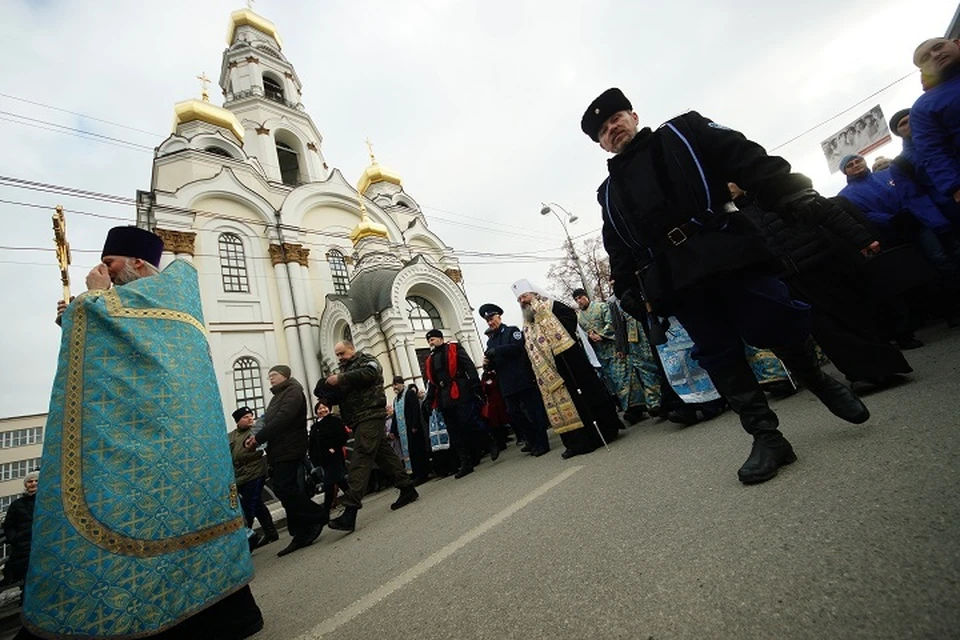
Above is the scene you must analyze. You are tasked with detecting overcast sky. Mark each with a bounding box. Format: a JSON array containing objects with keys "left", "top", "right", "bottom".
[{"left": 1, "top": 0, "right": 955, "bottom": 418}]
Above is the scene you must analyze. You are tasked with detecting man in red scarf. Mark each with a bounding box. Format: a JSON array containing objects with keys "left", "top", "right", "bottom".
[{"left": 424, "top": 329, "right": 498, "bottom": 478}]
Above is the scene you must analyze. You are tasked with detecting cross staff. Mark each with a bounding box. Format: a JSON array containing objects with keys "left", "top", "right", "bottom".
[{"left": 52, "top": 205, "right": 71, "bottom": 301}]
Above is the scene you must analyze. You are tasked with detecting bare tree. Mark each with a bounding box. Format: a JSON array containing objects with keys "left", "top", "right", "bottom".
[{"left": 545, "top": 237, "right": 611, "bottom": 301}]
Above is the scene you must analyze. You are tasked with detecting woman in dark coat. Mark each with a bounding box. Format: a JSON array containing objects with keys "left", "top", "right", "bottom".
[
  {"left": 309, "top": 400, "right": 349, "bottom": 517},
  {"left": 2, "top": 472, "right": 38, "bottom": 585},
  {"left": 731, "top": 184, "right": 912, "bottom": 385}
]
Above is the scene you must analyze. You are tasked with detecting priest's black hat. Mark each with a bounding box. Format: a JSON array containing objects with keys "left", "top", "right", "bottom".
[
  {"left": 571, "top": 288, "right": 588, "bottom": 299},
  {"left": 581, "top": 88, "right": 632, "bottom": 142},
  {"left": 426, "top": 329, "right": 443, "bottom": 340},
  {"left": 101, "top": 226, "right": 164, "bottom": 267},
  {"left": 392, "top": 375, "right": 405, "bottom": 385},
  {"left": 478, "top": 303, "right": 503, "bottom": 319}
]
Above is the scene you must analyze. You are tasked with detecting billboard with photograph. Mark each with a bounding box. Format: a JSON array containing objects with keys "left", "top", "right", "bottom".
[{"left": 820, "top": 105, "right": 892, "bottom": 173}]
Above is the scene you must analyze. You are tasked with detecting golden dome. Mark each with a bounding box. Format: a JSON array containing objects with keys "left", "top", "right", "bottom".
[
  {"left": 226, "top": 9, "right": 283, "bottom": 49},
  {"left": 350, "top": 198, "right": 389, "bottom": 244},
  {"left": 357, "top": 163, "right": 402, "bottom": 195},
  {"left": 350, "top": 217, "right": 390, "bottom": 243},
  {"left": 357, "top": 138, "right": 402, "bottom": 194},
  {"left": 173, "top": 98, "right": 245, "bottom": 143}
]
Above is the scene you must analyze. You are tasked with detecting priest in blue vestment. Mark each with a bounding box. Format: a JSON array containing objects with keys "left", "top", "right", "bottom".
[{"left": 18, "top": 227, "right": 263, "bottom": 640}]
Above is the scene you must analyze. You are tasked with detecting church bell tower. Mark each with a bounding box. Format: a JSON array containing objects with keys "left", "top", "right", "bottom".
[{"left": 218, "top": 6, "right": 328, "bottom": 185}]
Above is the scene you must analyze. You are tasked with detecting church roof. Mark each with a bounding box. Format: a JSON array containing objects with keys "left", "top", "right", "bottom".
[
  {"left": 357, "top": 162, "right": 402, "bottom": 195},
  {"left": 226, "top": 9, "right": 283, "bottom": 49},
  {"left": 173, "top": 98, "right": 245, "bottom": 143},
  {"left": 335, "top": 267, "right": 402, "bottom": 322}
]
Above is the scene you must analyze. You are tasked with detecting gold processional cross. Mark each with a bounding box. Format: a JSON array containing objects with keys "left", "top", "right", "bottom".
[{"left": 52, "top": 205, "right": 71, "bottom": 301}]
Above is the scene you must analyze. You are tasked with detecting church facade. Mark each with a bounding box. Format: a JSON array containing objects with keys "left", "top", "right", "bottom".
[{"left": 134, "top": 7, "right": 482, "bottom": 422}]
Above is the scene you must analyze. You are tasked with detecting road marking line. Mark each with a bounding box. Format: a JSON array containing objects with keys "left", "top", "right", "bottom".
[{"left": 297, "top": 465, "right": 584, "bottom": 639}]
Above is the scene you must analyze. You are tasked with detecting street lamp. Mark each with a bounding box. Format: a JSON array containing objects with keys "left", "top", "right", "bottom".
[{"left": 540, "top": 202, "right": 591, "bottom": 299}]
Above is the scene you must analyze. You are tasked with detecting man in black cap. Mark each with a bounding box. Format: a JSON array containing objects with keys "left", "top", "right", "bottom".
[
  {"left": 480, "top": 303, "right": 551, "bottom": 457},
  {"left": 581, "top": 88, "right": 871, "bottom": 485},
  {"left": 28, "top": 226, "right": 264, "bottom": 640},
  {"left": 423, "top": 329, "right": 497, "bottom": 478},
  {"left": 227, "top": 407, "right": 279, "bottom": 551},
  {"left": 244, "top": 365, "right": 328, "bottom": 556},
  {"left": 56, "top": 225, "right": 165, "bottom": 322}
]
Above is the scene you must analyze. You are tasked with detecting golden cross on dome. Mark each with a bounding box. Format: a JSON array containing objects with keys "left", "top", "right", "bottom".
[
  {"left": 197, "top": 72, "right": 211, "bottom": 101},
  {"left": 365, "top": 137, "right": 377, "bottom": 164},
  {"left": 246, "top": 0, "right": 255, "bottom": 9}
]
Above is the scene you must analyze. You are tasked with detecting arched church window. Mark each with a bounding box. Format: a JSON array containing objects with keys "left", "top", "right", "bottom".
[
  {"left": 276, "top": 141, "right": 300, "bottom": 186},
  {"left": 263, "top": 76, "right": 285, "bottom": 103},
  {"left": 218, "top": 232, "right": 250, "bottom": 293},
  {"left": 406, "top": 296, "right": 441, "bottom": 332},
  {"left": 327, "top": 250, "right": 350, "bottom": 295},
  {"left": 342, "top": 325, "right": 353, "bottom": 343},
  {"left": 203, "top": 146, "right": 233, "bottom": 158},
  {"left": 233, "top": 357, "right": 265, "bottom": 415}
]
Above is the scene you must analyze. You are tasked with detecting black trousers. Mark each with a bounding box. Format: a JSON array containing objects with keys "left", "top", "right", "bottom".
[
  {"left": 504, "top": 387, "right": 551, "bottom": 452},
  {"left": 440, "top": 402, "right": 479, "bottom": 469},
  {"left": 671, "top": 272, "right": 811, "bottom": 376},
  {"left": 269, "top": 459, "right": 327, "bottom": 539}
]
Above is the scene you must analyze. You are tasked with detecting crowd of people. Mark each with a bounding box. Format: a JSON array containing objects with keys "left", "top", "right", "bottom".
[{"left": 8, "top": 34, "right": 959, "bottom": 640}]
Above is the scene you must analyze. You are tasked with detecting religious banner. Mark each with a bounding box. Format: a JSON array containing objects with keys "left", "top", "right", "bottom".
[{"left": 820, "top": 104, "right": 892, "bottom": 173}]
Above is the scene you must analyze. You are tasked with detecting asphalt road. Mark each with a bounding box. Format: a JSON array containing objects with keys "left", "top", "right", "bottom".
[
  {"left": 7, "top": 326, "right": 959, "bottom": 640},
  {"left": 245, "top": 325, "right": 959, "bottom": 640}
]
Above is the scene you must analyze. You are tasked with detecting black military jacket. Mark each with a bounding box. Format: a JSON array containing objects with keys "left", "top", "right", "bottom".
[
  {"left": 600, "top": 111, "right": 812, "bottom": 311},
  {"left": 484, "top": 323, "right": 536, "bottom": 396}
]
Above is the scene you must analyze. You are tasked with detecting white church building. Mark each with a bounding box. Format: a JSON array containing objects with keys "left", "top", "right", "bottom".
[{"left": 134, "top": 7, "right": 483, "bottom": 421}]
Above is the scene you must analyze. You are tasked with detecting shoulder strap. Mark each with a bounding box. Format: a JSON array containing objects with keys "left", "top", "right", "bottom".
[{"left": 661, "top": 121, "right": 714, "bottom": 219}]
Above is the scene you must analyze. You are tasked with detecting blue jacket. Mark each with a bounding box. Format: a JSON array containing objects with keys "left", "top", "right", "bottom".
[
  {"left": 839, "top": 168, "right": 951, "bottom": 232},
  {"left": 910, "top": 69, "right": 960, "bottom": 199},
  {"left": 838, "top": 170, "right": 900, "bottom": 229},
  {"left": 888, "top": 163, "right": 953, "bottom": 232},
  {"left": 897, "top": 137, "right": 960, "bottom": 226},
  {"left": 483, "top": 323, "right": 536, "bottom": 396}
]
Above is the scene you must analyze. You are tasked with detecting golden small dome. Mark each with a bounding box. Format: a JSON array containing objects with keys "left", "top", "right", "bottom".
[
  {"left": 226, "top": 9, "right": 283, "bottom": 49},
  {"left": 357, "top": 163, "right": 402, "bottom": 195},
  {"left": 173, "top": 98, "right": 245, "bottom": 143},
  {"left": 349, "top": 216, "right": 390, "bottom": 243},
  {"left": 357, "top": 138, "right": 402, "bottom": 194},
  {"left": 350, "top": 196, "right": 389, "bottom": 244}
]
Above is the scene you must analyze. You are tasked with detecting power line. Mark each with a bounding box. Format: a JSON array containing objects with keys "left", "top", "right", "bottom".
[
  {"left": 0, "top": 111, "right": 155, "bottom": 150},
  {"left": 768, "top": 70, "right": 918, "bottom": 152},
  {"left": 0, "top": 93, "right": 163, "bottom": 137}
]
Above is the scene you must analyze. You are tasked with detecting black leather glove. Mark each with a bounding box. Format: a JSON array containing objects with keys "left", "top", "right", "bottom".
[
  {"left": 776, "top": 188, "right": 844, "bottom": 224},
  {"left": 619, "top": 287, "right": 647, "bottom": 320}
]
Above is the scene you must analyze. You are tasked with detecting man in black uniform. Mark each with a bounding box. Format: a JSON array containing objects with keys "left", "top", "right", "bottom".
[
  {"left": 480, "top": 303, "right": 551, "bottom": 457},
  {"left": 581, "top": 88, "right": 870, "bottom": 485},
  {"left": 423, "top": 329, "right": 498, "bottom": 478}
]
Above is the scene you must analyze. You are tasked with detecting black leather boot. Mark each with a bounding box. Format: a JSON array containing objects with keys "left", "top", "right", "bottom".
[
  {"left": 773, "top": 338, "right": 870, "bottom": 424},
  {"left": 391, "top": 486, "right": 419, "bottom": 511},
  {"left": 708, "top": 359, "right": 797, "bottom": 484},
  {"left": 328, "top": 506, "right": 358, "bottom": 532}
]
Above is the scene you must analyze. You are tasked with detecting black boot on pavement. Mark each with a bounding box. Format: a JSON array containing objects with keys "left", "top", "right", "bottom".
[
  {"left": 709, "top": 359, "right": 797, "bottom": 484},
  {"left": 773, "top": 338, "right": 870, "bottom": 424},
  {"left": 328, "top": 506, "right": 358, "bottom": 533},
  {"left": 391, "top": 486, "right": 419, "bottom": 511},
  {"left": 276, "top": 522, "right": 323, "bottom": 557}
]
